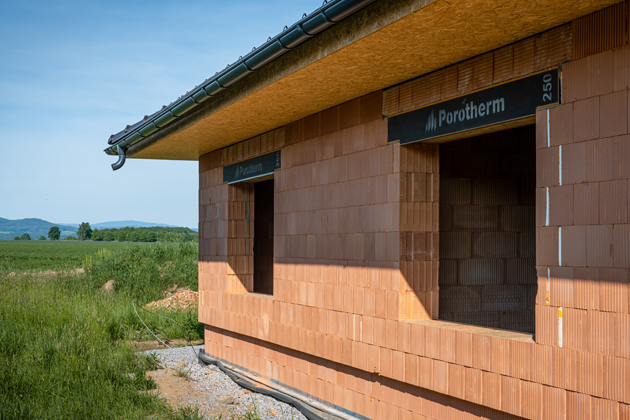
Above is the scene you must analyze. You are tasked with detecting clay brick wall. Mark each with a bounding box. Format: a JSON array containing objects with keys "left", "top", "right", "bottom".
[
  {"left": 439, "top": 127, "right": 537, "bottom": 333},
  {"left": 196, "top": 5, "right": 630, "bottom": 419}
]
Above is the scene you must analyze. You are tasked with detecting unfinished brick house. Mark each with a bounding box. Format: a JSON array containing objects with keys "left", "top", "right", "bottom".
[{"left": 105, "top": 0, "right": 630, "bottom": 418}]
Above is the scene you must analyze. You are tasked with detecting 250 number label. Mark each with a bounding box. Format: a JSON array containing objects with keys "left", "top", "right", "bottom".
[{"left": 542, "top": 73, "right": 554, "bottom": 102}]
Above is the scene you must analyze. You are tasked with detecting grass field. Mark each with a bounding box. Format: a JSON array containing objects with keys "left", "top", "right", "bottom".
[
  {"left": 0, "top": 240, "right": 139, "bottom": 272},
  {"left": 0, "top": 240, "right": 206, "bottom": 419}
]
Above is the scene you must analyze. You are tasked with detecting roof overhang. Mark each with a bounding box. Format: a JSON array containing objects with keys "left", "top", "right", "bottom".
[{"left": 112, "top": 0, "right": 619, "bottom": 162}]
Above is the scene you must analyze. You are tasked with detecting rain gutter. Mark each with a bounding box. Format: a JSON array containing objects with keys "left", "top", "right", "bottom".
[{"left": 105, "top": 0, "right": 378, "bottom": 170}]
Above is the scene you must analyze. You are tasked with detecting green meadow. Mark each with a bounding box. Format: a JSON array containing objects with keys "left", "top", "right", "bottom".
[
  {"left": 0, "top": 240, "right": 205, "bottom": 419},
  {"left": 0, "top": 240, "right": 133, "bottom": 272}
]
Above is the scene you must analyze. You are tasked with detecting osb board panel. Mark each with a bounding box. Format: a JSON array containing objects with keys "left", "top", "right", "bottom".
[{"left": 130, "top": 0, "right": 619, "bottom": 161}]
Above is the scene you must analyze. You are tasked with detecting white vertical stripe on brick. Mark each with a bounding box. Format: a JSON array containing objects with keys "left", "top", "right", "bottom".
[
  {"left": 558, "top": 226, "right": 562, "bottom": 267},
  {"left": 547, "top": 108, "right": 551, "bottom": 148},
  {"left": 558, "top": 307, "right": 563, "bottom": 347},
  {"left": 558, "top": 145, "right": 562, "bottom": 186},
  {"left": 546, "top": 267, "right": 551, "bottom": 306},
  {"left": 546, "top": 187, "right": 550, "bottom": 226}
]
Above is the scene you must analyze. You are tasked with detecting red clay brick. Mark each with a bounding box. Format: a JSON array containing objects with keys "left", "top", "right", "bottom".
[
  {"left": 586, "top": 224, "right": 614, "bottom": 268},
  {"left": 587, "top": 50, "right": 615, "bottom": 98},
  {"left": 482, "top": 371, "right": 501, "bottom": 411},
  {"left": 566, "top": 391, "right": 591, "bottom": 420},
  {"left": 550, "top": 103, "right": 574, "bottom": 146},
  {"left": 562, "top": 225, "right": 586, "bottom": 267},
  {"left": 494, "top": 45, "right": 514, "bottom": 83},
  {"left": 522, "top": 380, "right": 543, "bottom": 420},
  {"left": 432, "top": 360, "right": 448, "bottom": 395},
  {"left": 463, "top": 366, "right": 482, "bottom": 405},
  {"left": 303, "top": 113, "right": 321, "bottom": 141},
  {"left": 537, "top": 146, "right": 560, "bottom": 188},
  {"left": 543, "top": 385, "right": 566, "bottom": 420},
  {"left": 613, "top": 224, "right": 630, "bottom": 268},
  {"left": 600, "top": 268, "right": 629, "bottom": 314},
  {"left": 550, "top": 185, "right": 574, "bottom": 226},
  {"left": 574, "top": 182, "right": 599, "bottom": 225},
  {"left": 501, "top": 375, "right": 522, "bottom": 417},
  {"left": 600, "top": 180, "right": 628, "bottom": 224},
  {"left": 537, "top": 227, "right": 560, "bottom": 266},
  {"left": 562, "top": 142, "right": 587, "bottom": 185},
  {"left": 600, "top": 90, "right": 629, "bottom": 138},
  {"left": 592, "top": 396, "right": 619, "bottom": 420},
  {"left": 586, "top": 137, "right": 614, "bottom": 182},
  {"left": 404, "top": 353, "right": 418, "bottom": 386},
  {"left": 320, "top": 106, "right": 339, "bottom": 136},
  {"left": 514, "top": 37, "right": 535, "bottom": 77},
  {"left": 440, "top": 65, "right": 458, "bottom": 100},
  {"left": 614, "top": 44, "right": 630, "bottom": 92},
  {"left": 574, "top": 97, "right": 600, "bottom": 143},
  {"left": 612, "top": 134, "right": 630, "bottom": 180},
  {"left": 418, "top": 356, "right": 432, "bottom": 389},
  {"left": 285, "top": 120, "right": 303, "bottom": 146},
  {"left": 339, "top": 99, "right": 360, "bottom": 131},
  {"left": 360, "top": 91, "right": 383, "bottom": 124},
  {"left": 564, "top": 56, "right": 587, "bottom": 103}
]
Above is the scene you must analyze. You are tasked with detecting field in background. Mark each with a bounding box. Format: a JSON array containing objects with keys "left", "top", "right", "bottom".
[
  {"left": 0, "top": 240, "right": 136, "bottom": 272},
  {"left": 0, "top": 241, "right": 205, "bottom": 419}
]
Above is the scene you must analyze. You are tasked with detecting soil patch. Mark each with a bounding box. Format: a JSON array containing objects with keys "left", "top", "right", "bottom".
[{"left": 145, "top": 290, "right": 198, "bottom": 310}]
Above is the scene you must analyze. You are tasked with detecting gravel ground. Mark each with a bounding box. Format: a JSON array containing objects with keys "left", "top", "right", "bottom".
[{"left": 145, "top": 345, "right": 308, "bottom": 420}]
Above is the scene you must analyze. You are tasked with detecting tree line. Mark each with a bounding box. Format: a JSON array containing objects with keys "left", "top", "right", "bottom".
[
  {"left": 14, "top": 224, "right": 197, "bottom": 243},
  {"left": 91, "top": 226, "right": 197, "bottom": 242}
]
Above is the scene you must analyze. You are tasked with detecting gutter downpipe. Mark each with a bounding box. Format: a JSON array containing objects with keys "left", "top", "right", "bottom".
[
  {"left": 111, "top": 145, "right": 127, "bottom": 171},
  {"left": 106, "top": 0, "right": 377, "bottom": 170}
]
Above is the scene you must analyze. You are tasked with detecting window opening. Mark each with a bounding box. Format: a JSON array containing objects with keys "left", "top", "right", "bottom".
[
  {"left": 438, "top": 125, "right": 536, "bottom": 333},
  {"left": 253, "top": 179, "right": 274, "bottom": 295}
]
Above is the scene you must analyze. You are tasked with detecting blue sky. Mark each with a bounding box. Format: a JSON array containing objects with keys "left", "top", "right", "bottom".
[{"left": 0, "top": 0, "right": 321, "bottom": 229}]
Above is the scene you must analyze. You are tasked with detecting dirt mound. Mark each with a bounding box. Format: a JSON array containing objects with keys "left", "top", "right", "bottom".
[
  {"left": 145, "top": 290, "right": 198, "bottom": 310},
  {"left": 100, "top": 279, "right": 115, "bottom": 293}
]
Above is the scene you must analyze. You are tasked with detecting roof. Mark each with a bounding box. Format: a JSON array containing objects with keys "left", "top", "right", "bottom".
[
  {"left": 104, "top": 0, "right": 618, "bottom": 164},
  {"left": 105, "top": 0, "right": 377, "bottom": 157}
]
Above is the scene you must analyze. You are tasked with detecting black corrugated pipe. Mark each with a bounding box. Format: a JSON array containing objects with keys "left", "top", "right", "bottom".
[
  {"left": 105, "top": 0, "right": 378, "bottom": 165},
  {"left": 197, "top": 350, "right": 325, "bottom": 420}
]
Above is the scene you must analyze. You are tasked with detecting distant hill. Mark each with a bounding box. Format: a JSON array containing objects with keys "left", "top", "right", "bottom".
[
  {"left": 0, "top": 218, "right": 77, "bottom": 240},
  {"left": 0, "top": 218, "right": 194, "bottom": 240}
]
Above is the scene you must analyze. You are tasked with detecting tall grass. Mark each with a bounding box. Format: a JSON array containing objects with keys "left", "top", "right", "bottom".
[
  {"left": 0, "top": 241, "right": 203, "bottom": 419},
  {"left": 83, "top": 242, "right": 202, "bottom": 342},
  {"left": 83, "top": 242, "right": 198, "bottom": 303},
  {"left": 0, "top": 273, "right": 167, "bottom": 419}
]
